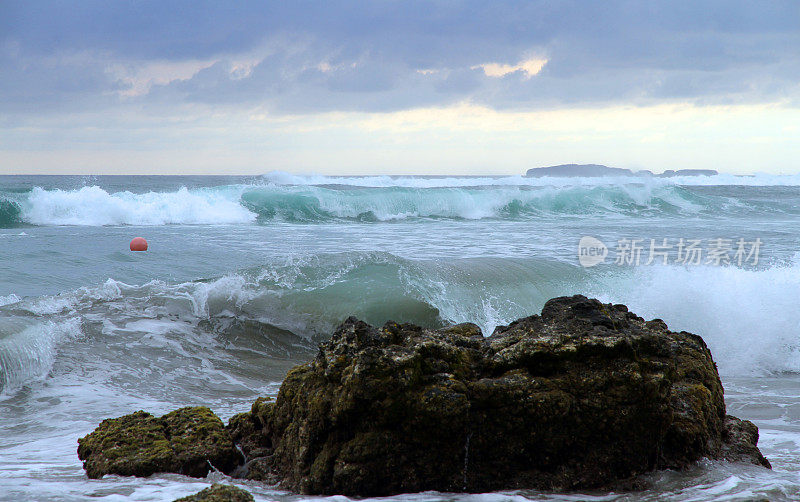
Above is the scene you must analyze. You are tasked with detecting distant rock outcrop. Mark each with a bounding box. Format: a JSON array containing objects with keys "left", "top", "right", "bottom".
[
  {"left": 525, "top": 164, "right": 718, "bottom": 178},
  {"left": 78, "top": 296, "right": 768, "bottom": 496},
  {"left": 526, "top": 164, "right": 636, "bottom": 177}
]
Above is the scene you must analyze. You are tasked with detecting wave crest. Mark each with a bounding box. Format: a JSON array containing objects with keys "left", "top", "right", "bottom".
[
  {"left": 21, "top": 186, "right": 256, "bottom": 226},
  {"left": 0, "top": 317, "right": 81, "bottom": 396},
  {"left": 9, "top": 182, "right": 715, "bottom": 226},
  {"left": 0, "top": 198, "right": 22, "bottom": 227}
]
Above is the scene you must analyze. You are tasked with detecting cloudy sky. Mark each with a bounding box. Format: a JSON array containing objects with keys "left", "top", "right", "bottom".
[{"left": 1, "top": 1, "right": 799, "bottom": 175}]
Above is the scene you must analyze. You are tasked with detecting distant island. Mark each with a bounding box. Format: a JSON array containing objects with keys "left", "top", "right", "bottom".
[{"left": 525, "top": 164, "right": 718, "bottom": 178}]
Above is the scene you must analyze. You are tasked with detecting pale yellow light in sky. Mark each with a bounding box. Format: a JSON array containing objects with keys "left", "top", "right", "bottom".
[
  {"left": 1, "top": 101, "right": 798, "bottom": 175},
  {"left": 472, "top": 58, "right": 548, "bottom": 79},
  {"left": 107, "top": 59, "right": 218, "bottom": 97}
]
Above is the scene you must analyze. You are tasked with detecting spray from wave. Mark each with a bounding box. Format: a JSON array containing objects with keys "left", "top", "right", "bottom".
[{"left": 587, "top": 258, "right": 800, "bottom": 377}]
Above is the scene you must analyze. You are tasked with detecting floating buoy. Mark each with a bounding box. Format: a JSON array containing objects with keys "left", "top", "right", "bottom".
[{"left": 130, "top": 237, "right": 148, "bottom": 251}]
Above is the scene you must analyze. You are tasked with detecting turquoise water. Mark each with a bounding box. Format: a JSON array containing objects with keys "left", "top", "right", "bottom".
[{"left": 1, "top": 173, "right": 800, "bottom": 501}]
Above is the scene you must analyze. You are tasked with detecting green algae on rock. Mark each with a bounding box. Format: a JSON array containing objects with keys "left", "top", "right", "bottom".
[
  {"left": 173, "top": 483, "right": 255, "bottom": 502},
  {"left": 78, "top": 295, "right": 770, "bottom": 495},
  {"left": 228, "top": 295, "right": 770, "bottom": 496},
  {"left": 77, "top": 406, "right": 241, "bottom": 479}
]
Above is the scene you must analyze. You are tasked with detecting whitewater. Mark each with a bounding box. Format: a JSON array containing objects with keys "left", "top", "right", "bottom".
[{"left": 1, "top": 173, "right": 800, "bottom": 501}]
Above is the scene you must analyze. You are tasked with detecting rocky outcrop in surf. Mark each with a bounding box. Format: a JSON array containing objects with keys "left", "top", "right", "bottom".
[
  {"left": 77, "top": 407, "right": 241, "bottom": 479},
  {"left": 78, "top": 295, "right": 769, "bottom": 495},
  {"left": 173, "top": 484, "right": 254, "bottom": 502}
]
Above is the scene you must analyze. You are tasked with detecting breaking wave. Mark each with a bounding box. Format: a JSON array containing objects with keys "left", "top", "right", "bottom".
[
  {"left": 2, "top": 251, "right": 799, "bottom": 394},
  {"left": 19, "top": 186, "right": 256, "bottom": 226},
  {"left": 0, "top": 317, "right": 81, "bottom": 396},
  {"left": 0, "top": 198, "right": 22, "bottom": 227},
  {"left": 0, "top": 180, "right": 774, "bottom": 227}
]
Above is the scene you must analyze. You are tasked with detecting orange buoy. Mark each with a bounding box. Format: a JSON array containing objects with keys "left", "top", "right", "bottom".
[{"left": 130, "top": 237, "right": 148, "bottom": 251}]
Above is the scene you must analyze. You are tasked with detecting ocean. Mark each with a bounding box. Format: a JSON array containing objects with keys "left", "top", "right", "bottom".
[{"left": 1, "top": 173, "right": 799, "bottom": 501}]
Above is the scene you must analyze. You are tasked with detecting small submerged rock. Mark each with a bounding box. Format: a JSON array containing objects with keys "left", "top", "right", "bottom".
[
  {"left": 720, "top": 415, "right": 771, "bottom": 467},
  {"left": 77, "top": 406, "right": 241, "bottom": 479},
  {"left": 78, "top": 295, "right": 770, "bottom": 496},
  {"left": 173, "top": 483, "right": 254, "bottom": 502}
]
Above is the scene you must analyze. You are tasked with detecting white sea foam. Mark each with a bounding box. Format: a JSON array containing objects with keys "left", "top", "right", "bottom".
[
  {"left": 588, "top": 258, "right": 800, "bottom": 377},
  {"left": 21, "top": 185, "right": 256, "bottom": 226},
  {"left": 0, "top": 295, "right": 20, "bottom": 307},
  {"left": 16, "top": 278, "right": 124, "bottom": 315}
]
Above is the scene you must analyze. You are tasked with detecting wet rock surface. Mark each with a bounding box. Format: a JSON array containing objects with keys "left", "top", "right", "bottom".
[
  {"left": 230, "top": 295, "right": 770, "bottom": 495},
  {"left": 77, "top": 406, "right": 241, "bottom": 479},
  {"left": 720, "top": 415, "right": 771, "bottom": 468},
  {"left": 79, "top": 295, "right": 770, "bottom": 496},
  {"left": 173, "top": 483, "right": 254, "bottom": 502}
]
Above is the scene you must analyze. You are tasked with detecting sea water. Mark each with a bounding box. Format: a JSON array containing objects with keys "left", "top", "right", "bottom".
[{"left": 1, "top": 173, "right": 799, "bottom": 501}]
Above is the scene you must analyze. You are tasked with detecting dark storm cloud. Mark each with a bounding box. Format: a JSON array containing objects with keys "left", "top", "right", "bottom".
[{"left": 1, "top": 0, "right": 798, "bottom": 115}]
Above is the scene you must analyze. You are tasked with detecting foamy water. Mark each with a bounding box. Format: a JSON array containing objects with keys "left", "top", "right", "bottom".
[{"left": 1, "top": 174, "right": 799, "bottom": 501}]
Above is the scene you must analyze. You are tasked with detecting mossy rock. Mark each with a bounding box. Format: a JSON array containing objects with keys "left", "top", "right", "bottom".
[
  {"left": 173, "top": 483, "right": 254, "bottom": 502},
  {"left": 78, "top": 406, "right": 241, "bottom": 479},
  {"left": 229, "top": 295, "right": 769, "bottom": 496},
  {"left": 83, "top": 295, "right": 769, "bottom": 495}
]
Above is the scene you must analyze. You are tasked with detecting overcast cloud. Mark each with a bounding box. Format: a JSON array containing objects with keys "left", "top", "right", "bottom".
[
  {"left": 2, "top": 1, "right": 799, "bottom": 116},
  {"left": 1, "top": 1, "right": 799, "bottom": 174}
]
